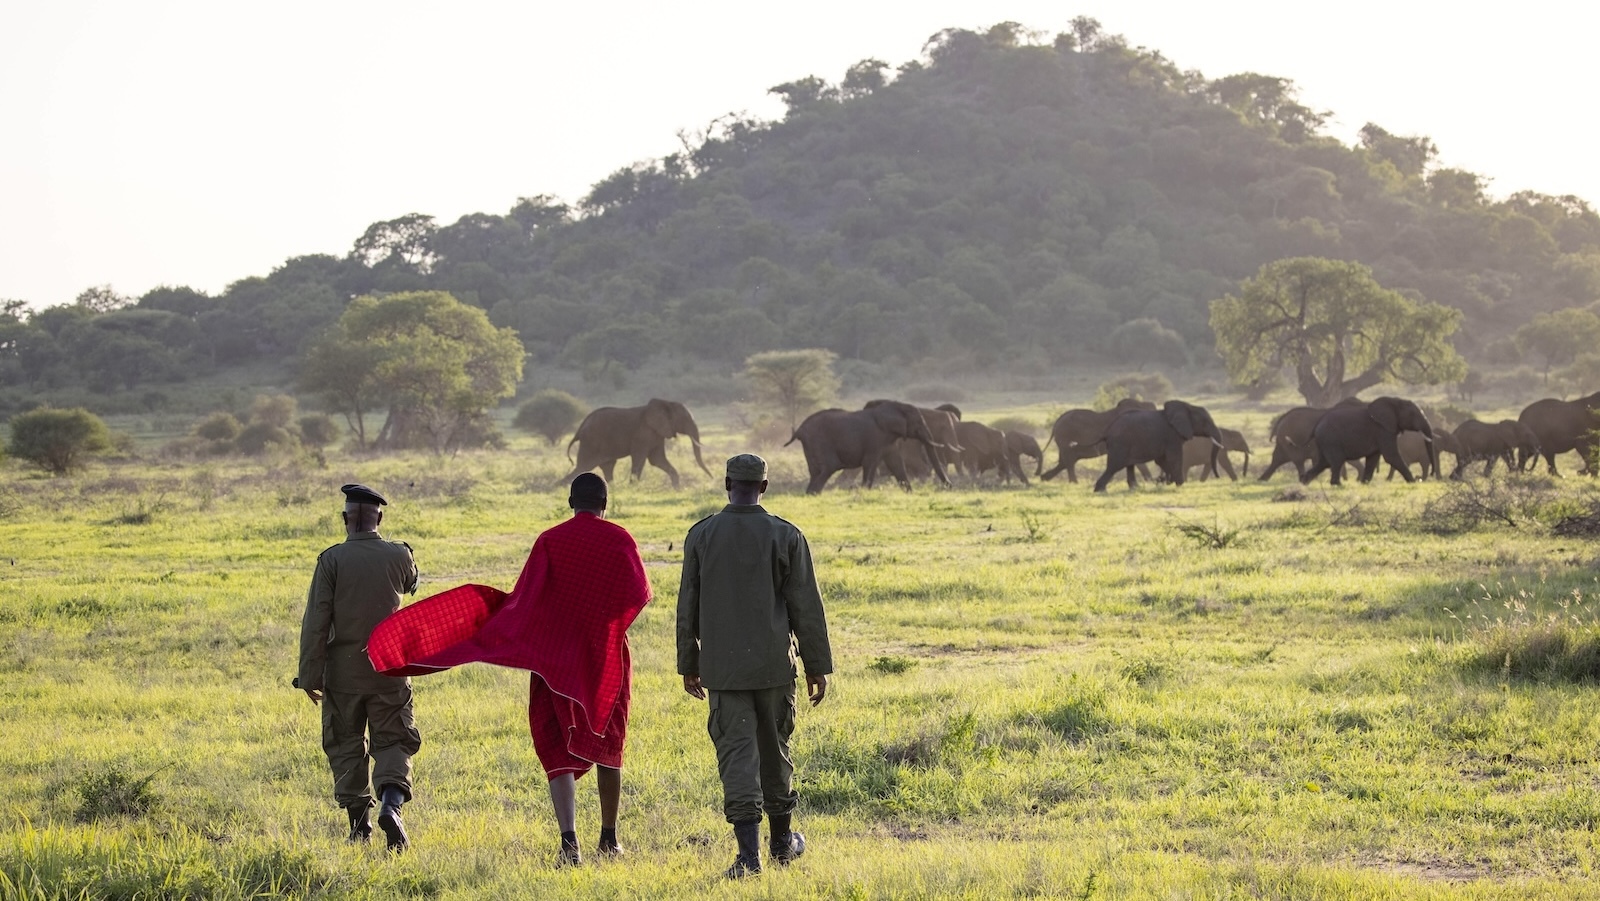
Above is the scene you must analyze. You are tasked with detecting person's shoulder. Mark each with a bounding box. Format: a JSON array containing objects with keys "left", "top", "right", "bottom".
[
  {"left": 766, "top": 511, "right": 806, "bottom": 534},
  {"left": 386, "top": 539, "right": 414, "bottom": 556},
  {"left": 685, "top": 511, "right": 721, "bottom": 537},
  {"left": 316, "top": 542, "right": 343, "bottom": 562}
]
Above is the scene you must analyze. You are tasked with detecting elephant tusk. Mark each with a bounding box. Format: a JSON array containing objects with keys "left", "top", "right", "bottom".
[
  {"left": 1211, "top": 439, "right": 1225, "bottom": 448},
  {"left": 1422, "top": 435, "right": 1434, "bottom": 444}
]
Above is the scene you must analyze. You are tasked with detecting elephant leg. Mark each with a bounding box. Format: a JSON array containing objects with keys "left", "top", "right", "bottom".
[
  {"left": 1219, "top": 454, "right": 1237, "bottom": 481},
  {"left": 646, "top": 445, "right": 681, "bottom": 489},
  {"left": 881, "top": 450, "right": 912, "bottom": 491},
  {"left": 1092, "top": 461, "right": 1117, "bottom": 493},
  {"left": 600, "top": 460, "right": 618, "bottom": 482},
  {"left": 806, "top": 466, "right": 833, "bottom": 495}
]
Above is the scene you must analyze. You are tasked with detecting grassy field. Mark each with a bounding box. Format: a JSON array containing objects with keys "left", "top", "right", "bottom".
[{"left": 3, "top": 402, "right": 1600, "bottom": 900}]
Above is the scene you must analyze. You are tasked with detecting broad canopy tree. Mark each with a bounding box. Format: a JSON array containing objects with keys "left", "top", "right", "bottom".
[
  {"left": 300, "top": 291, "right": 522, "bottom": 453},
  {"left": 1210, "top": 257, "right": 1466, "bottom": 406}
]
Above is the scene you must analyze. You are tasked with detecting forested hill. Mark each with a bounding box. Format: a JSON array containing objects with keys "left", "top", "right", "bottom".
[{"left": 6, "top": 20, "right": 1600, "bottom": 402}]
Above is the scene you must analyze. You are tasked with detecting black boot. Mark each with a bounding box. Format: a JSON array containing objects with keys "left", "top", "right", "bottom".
[
  {"left": 377, "top": 785, "right": 409, "bottom": 853},
  {"left": 768, "top": 812, "right": 805, "bottom": 864},
  {"left": 724, "top": 820, "right": 762, "bottom": 878},
  {"left": 345, "top": 801, "right": 372, "bottom": 843}
]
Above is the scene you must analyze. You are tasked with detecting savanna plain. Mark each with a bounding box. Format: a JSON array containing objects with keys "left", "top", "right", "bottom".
[{"left": 3, "top": 400, "right": 1600, "bottom": 900}]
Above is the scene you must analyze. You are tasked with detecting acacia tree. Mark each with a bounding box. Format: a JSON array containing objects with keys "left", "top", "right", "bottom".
[
  {"left": 300, "top": 291, "right": 523, "bottom": 453},
  {"left": 1513, "top": 307, "right": 1600, "bottom": 384},
  {"left": 743, "top": 348, "right": 840, "bottom": 431},
  {"left": 6, "top": 407, "right": 113, "bottom": 475},
  {"left": 1210, "top": 257, "right": 1466, "bottom": 406}
]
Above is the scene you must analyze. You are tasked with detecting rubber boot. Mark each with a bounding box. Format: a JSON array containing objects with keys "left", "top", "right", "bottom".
[
  {"left": 725, "top": 820, "right": 762, "bottom": 878},
  {"left": 345, "top": 800, "right": 372, "bottom": 843},
  {"left": 377, "top": 785, "right": 409, "bottom": 853},
  {"left": 768, "top": 812, "right": 805, "bottom": 864}
]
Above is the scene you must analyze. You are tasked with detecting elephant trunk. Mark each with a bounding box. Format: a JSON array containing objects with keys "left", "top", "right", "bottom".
[{"left": 686, "top": 424, "right": 710, "bottom": 476}]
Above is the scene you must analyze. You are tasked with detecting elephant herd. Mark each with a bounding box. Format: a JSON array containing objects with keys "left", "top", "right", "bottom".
[
  {"left": 1257, "top": 390, "right": 1600, "bottom": 484},
  {"left": 555, "top": 390, "right": 1600, "bottom": 495}
]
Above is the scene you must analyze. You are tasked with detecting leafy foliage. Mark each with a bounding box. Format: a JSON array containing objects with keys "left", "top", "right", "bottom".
[
  {"left": 513, "top": 389, "right": 588, "bottom": 445},
  {"left": 1210, "top": 257, "right": 1467, "bottom": 405},
  {"left": 6, "top": 407, "right": 113, "bottom": 475},
  {"left": 742, "top": 348, "right": 840, "bottom": 431},
  {"left": 300, "top": 292, "right": 522, "bottom": 453},
  {"left": 7, "top": 23, "right": 1600, "bottom": 399}
]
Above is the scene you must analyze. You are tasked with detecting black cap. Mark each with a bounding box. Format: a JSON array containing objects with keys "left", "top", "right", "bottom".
[
  {"left": 341, "top": 483, "right": 388, "bottom": 506},
  {"left": 569, "top": 472, "right": 607, "bottom": 508}
]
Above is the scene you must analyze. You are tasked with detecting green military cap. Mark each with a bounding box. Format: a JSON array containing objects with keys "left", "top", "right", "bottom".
[{"left": 726, "top": 453, "right": 768, "bottom": 481}]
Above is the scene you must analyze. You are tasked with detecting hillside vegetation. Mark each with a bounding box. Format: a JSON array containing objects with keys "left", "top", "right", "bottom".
[{"left": 3, "top": 19, "right": 1598, "bottom": 419}]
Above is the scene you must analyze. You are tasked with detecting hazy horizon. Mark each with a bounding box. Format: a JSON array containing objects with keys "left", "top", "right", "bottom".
[{"left": 2, "top": 0, "right": 1595, "bottom": 309}]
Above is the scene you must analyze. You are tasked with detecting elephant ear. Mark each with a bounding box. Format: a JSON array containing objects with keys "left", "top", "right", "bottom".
[
  {"left": 1371, "top": 399, "right": 1400, "bottom": 434},
  {"left": 1163, "top": 402, "right": 1195, "bottom": 440},
  {"left": 644, "top": 399, "right": 674, "bottom": 438}
]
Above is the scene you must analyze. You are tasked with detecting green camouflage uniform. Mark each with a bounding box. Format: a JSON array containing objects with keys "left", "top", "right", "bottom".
[
  {"left": 299, "top": 531, "right": 420, "bottom": 809},
  {"left": 677, "top": 504, "right": 832, "bottom": 825}
]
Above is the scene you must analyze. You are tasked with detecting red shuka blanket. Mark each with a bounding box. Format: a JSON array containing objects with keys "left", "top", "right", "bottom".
[{"left": 367, "top": 513, "right": 652, "bottom": 776}]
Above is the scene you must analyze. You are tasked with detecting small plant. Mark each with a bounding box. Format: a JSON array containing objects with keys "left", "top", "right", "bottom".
[
  {"left": 1020, "top": 511, "right": 1050, "bottom": 543},
  {"left": 74, "top": 763, "right": 163, "bottom": 822},
  {"left": 6, "top": 407, "right": 114, "bottom": 475},
  {"left": 1172, "top": 518, "right": 1240, "bottom": 549},
  {"left": 111, "top": 493, "right": 171, "bottom": 525},
  {"left": 868, "top": 655, "right": 918, "bottom": 675}
]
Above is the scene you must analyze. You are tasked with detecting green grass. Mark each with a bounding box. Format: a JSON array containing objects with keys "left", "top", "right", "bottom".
[{"left": 3, "top": 422, "right": 1600, "bottom": 899}]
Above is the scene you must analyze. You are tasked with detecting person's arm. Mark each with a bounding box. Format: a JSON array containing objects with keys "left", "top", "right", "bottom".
[
  {"left": 676, "top": 530, "right": 704, "bottom": 698},
  {"left": 397, "top": 541, "right": 418, "bottom": 595},
  {"left": 782, "top": 530, "right": 833, "bottom": 705},
  {"left": 298, "top": 555, "right": 335, "bottom": 702}
]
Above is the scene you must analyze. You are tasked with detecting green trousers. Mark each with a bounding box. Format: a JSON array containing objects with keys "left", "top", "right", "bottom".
[
  {"left": 321, "top": 687, "right": 420, "bottom": 809},
  {"left": 707, "top": 684, "right": 798, "bottom": 825}
]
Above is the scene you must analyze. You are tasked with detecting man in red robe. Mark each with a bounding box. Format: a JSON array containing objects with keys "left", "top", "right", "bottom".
[{"left": 366, "top": 472, "right": 650, "bottom": 866}]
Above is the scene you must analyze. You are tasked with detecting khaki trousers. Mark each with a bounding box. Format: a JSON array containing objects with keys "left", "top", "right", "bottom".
[
  {"left": 707, "top": 684, "right": 798, "bottom": 824},
  {"left": 321, "top": 687, "right": 420, "bottom": 809}
]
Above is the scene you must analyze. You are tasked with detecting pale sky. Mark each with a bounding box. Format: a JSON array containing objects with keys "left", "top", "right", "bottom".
[{"left": 2, "top": 1, "right": 1595, "bottom": 309}]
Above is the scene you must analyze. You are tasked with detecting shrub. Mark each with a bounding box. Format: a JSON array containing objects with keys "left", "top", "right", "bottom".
[
  {"left": 193, "top": 412, "right": 243, "bottom": 442},
  {"left": 74, "top": 763, "right": 161, "bottom": 822},
  {"left": 514, "top": 390, "right": 587, "bottom": 445},
  {"left": 297, "top": 413, "right": 341, "bottom": 449},
  {"left": 249, "top": 393, "right": 298, "bottom": 429},
  {"left": 234, "top": 422, "right": 298, "bottom": 456},
  {"left": 1091, "top": 372, "right": 1173, "bottom": 411},
  {"left": 6, "top": 407, "right": 114, "bottom": 475}
]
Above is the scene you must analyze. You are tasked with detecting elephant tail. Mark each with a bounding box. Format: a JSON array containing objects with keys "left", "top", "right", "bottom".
[{"left": 784, "top": 432, "right": 798, "bottom": 447}]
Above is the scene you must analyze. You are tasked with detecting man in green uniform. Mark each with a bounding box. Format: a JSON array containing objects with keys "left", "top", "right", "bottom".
[
  {"left": 678, "top": 453, "right": 833, "bottom": 878},
  {"left": 298, "top": 483, "right": 420, "bottom": 852}
]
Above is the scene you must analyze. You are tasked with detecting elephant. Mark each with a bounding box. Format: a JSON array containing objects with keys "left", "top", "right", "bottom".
[
  {"left": 1257, "top": 398, "right": 1365, "bottom": 481},
  {"left": 866, "top": 403, "right": 961, "bottom": 486},
  {"left": 1181, "top": 427, "right": 1250, "bottom": 481},
  {"left": 956, "top": 420, "right": 1029, "bottom": 484},
  {"left": 1004, "top": 430, "right": 1044, "bottom": 482},
  {"left": 1040, "top": 398, "right": 1156, "bottom": 482},
  {"left": 1449, "top": 419, "right": 1537, "bottom": 479},
  {"left": 559, "top": 398, "right": 709, "bottom": 488},
  {"left": 1386, "top": 429, "right": 1456, "bottom": 480},
  {"left": 1301, "top": 396, "right": 1435, "bottom": 486},
  {"left": 786, "top": 401, "right": 953, "bottom": 494},
  {"left": 1094, "top": 400, "right": 1222, "bottom": 492},
  {"left": 1517, "top": 391, "right": 1598, "bottom": 475}
]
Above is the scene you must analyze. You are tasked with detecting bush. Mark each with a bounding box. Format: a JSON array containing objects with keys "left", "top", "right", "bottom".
[
  {"left": 1091, "top": 372, "right": 1173, "bottom": 411},
  {"left": 193, "top": 412, "right": 243, "bottom": 442},
  {"left": 6, "top": 407, "right": 114, "bottom": 475},
  {"left": 514, "top": 390, "right": 588, "bottom": 445},
  {"left": 297, "top": 413, "right": 341, "bottom": 448},
  {"left": 249, "top": 393, "right": 298, "bottom": 429},
  {"left": 75, "top": 763, "right": 161, "bottom": 822},
  {"left": 234, "top": 422, "right": 298, "bottom": 456}
]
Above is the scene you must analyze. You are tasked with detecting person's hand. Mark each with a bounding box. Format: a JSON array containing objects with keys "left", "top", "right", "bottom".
[
  {"left": 303, "top": 688, "right": 323, "bottom": 705},
  {"left": 806, "top": 672, "right": 828, "bottom": 707},
  {"left": 682, "top": 674, "right": 705, "bottom": 700}
]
